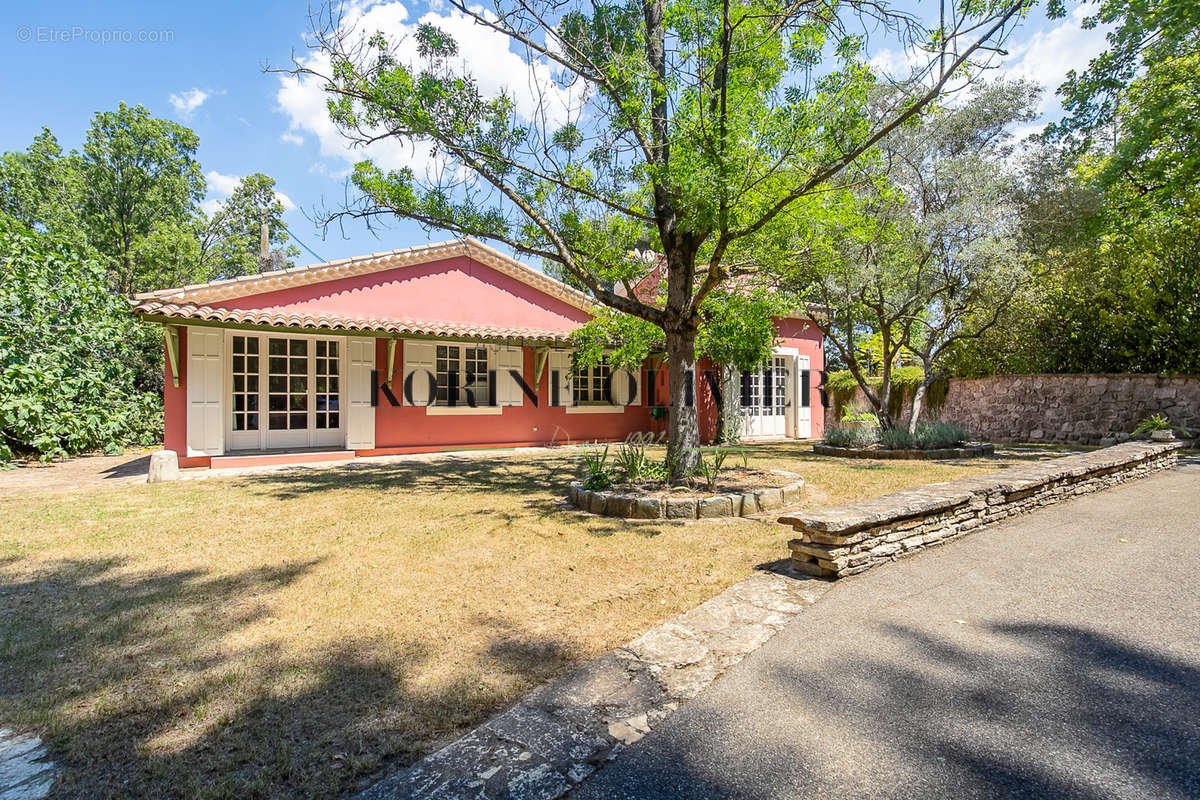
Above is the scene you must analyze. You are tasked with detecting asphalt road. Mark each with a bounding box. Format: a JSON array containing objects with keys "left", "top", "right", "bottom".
[{"left": 573, "top": 458, "right": 1200, "bottom": 800}]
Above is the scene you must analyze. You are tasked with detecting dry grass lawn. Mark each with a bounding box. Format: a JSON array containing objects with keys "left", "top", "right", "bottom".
[{"left": 0, "top": 442, "right": 1071, "bottom": 799}]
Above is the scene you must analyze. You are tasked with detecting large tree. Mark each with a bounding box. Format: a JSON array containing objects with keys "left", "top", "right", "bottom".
[
  {"left": 775, "top": 80, "right": 1038, "bottom": 430},
  {"left": 81, "top": 102, "right": 206, "bottom": 294},
  {"left": 295, "top": 0, "right": 1030, "bottom": 477}
]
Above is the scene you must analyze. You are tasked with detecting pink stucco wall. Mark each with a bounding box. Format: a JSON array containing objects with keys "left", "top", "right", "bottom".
[{"left": 212, "top": 255, "right": 591, "bottom": 333}]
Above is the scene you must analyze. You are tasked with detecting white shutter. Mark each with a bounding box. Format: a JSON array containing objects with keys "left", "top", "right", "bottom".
[
  {"left": 493, "top": 345, "right": 525, "bottom": 406},
  {"left": 186, "top": 327, "right": 223, "bottom": 456},
  {"left": 548, "top": 349, "right": 574, "bottom": 407},
  {"left": 403, "top": 340, "right": 436, "bottom": 406},
  {"left": 611, "top": 364, "right": 642, "bottom": 407},
  {"left": 346, "top": 337, "right": 376, "bottom": 450}
]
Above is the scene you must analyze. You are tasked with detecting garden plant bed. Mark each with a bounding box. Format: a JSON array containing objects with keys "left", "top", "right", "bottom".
[
  {"left": 569, "top": 469, "right": 805, "bottom": 519},
  {"left": 814, "top": 442, "right": 995, "bottom": 460}
]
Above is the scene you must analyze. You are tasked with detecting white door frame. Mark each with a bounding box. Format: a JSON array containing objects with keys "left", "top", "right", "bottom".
[{"left": 223, "top": 330, "right": 348, "bottom": 452}]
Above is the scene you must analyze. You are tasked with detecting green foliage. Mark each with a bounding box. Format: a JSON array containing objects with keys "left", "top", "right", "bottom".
[
  {"left": 613, "top": 442, "right": 651, "bottom": 482},
  {"left": 1132, "top": 414, "right": 1189, "bottom": 437},
  {"left": 581, "top": 444, "right": 611, "bottom": 490},
  {"left": 695, "top": 290, "right": 786, "bottom": 373},
  {"left": 692, "top": 448, "right": 728, "bottom": 491},
  {"left": 910, "top": 421, "right": 972, "bottom": 449},
  {"left": 878, "top": 426, "right": 912, "bottom": 449},
  {"left": 822, "top": 425, "right": 877, "bottom": 448},
  {"left": 0, "top": 217, "right": 161, "bottom": 461},
  {"left": 81, "top": 103, "right": 206, "bottom": 294},
  {"left": 569, "top": 308, "right": 662, "bottom": 373},
  {"left": 840, "top": 407, "right": 879, "bottom": 426}
]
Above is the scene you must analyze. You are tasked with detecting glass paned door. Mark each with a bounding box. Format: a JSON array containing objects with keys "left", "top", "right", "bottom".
[
  {"left": 741, "top": 356, "right": 790, "bottom": 438},
  {"left": 229, "top": 333, "right": 345, "bottom": 450}
]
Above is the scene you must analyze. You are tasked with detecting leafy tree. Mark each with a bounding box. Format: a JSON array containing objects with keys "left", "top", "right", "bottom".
[
  {"left": 199, "top": 173, "right": 298, "bottom": 280},
  {"left": 0, "top": 216, "right": 161, "bottom": 461},
  {"left": 0, "top": 129, "right": 87, "bottom": 247},
  {"left": 777, "top": 80, "right": 1037, "bottom": 430},
  {"left": 295, "top": 0, "right": 1029, "bottom": 477},
  {"left": 81, "top": 102, "right": 206, "bottom": 294}
]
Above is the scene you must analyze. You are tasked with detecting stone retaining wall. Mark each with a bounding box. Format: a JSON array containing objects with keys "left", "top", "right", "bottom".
[
  {"left": 827, "top": 373, "right": 1200, "bottom": 445},
  {"left": 813, "top": 443, "right": 994, "bottom": 460},
  {"left": 780, "top": 441, "right": 1181, "bottom": 579},
  {"left": 568, "top": 474, "right": 804, "bottom": 519}
]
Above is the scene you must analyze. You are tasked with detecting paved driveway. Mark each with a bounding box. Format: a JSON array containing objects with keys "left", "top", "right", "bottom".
[{"left": 573, "top": 459, "right": 1200, "bottom": 800}]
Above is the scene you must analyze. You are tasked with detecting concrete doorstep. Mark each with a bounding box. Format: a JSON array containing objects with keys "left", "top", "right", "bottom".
[{"left": 356, "top": 569, "right": 831, "bottom": 800}]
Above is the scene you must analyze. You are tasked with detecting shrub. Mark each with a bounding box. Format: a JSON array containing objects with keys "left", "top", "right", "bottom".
[
  {"left": 613, "top": 442, "right": 650, "bottom": 481},
  {"left": 581, "top": 445, "right": 611, "bottom": 490},
  {"left": 692, "top": 449, "right": 729, "bottom": 491},
  {"left": 0, "top": 217, "right": 163, "bottom": 462},
  {"left": 913, "top": 421, "right": 973, "bottom": 449},
  {"left": 823, "top": 425, "right": 878, "bottom": 448},
  {"left": 879, "top": 427, "right": 914, "bottom": 449}
]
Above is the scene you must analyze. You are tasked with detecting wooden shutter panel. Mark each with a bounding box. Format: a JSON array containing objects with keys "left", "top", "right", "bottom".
[
  {"left": 186, "top": 327, "right": 224, "bottom": 456},
  {"left": 346, "top": 337, "right": 376, "bottom": 450},
  {"left": 548, "top": 349, "right": 574, "bottom": 407},
  {"left": 493, "top": 345, "right": 525, "bottom": 406},
  {"left": 403, "top": 340, "right": 436, "bottom": 406},
  {"left": 611, "top": 364, "right": 642, "bottom": 407}
]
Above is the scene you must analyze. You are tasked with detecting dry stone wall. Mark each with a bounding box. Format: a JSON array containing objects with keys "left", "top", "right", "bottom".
[
  {"left": 825, "top": 373, "right": 1200, "bottom": 445},
  {"left": 781, "top": 441, "right": 1180, "bottom": 579}
]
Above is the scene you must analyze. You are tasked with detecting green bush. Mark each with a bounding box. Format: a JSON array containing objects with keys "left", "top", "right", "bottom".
[
  {"left": 0, "top": 217, "right": 163, "bottom": 462},
  {"left": 879, "top": 427, "right": 914, "bottom": 449},
  {"left": 912, "top": 421, "right": 973, "bottom": 449},
  {"left": 823, "top": 425, "right": 878, "bottom": 448},
  {"left": 580, "top": 445, "right": 611, "bottom": 490}
]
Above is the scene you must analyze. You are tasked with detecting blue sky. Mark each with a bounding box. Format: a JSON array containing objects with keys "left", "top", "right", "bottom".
[{"left": 1, "top": 1, "right": 1110, "bottom": 267}]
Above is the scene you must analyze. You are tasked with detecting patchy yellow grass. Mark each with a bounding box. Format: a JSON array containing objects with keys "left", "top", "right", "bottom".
[{"left": 0, "top": 443, "right": 1056, "bottom": 799}]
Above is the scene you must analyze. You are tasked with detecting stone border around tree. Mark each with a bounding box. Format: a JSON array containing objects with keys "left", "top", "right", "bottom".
[
  {"left": 781, "top": 441, "right": 1181, "bottom": 579},
  {"left": 567, "top": 471, "right": 805, "bottom": 519},
  {"left": 813, "top": 442, "right": 995, "bottom": 460}
]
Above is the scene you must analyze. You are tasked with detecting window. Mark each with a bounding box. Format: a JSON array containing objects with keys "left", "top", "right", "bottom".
[
  {"left": 574, "top": 358, "right": 612, "bottom": 405},
  {"left": 231, "top": 335, "right": 260, "bottom": 431},
  {"left": 435, "top": 344, "right": 491, "bottom": 406}
]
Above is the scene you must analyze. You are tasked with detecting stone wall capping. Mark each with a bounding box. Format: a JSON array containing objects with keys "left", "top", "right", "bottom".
[
  {"left": 569, "top": 473, "right": 806, "bottom": 519},
  {"left": 814, "top": 443, "right": 995, "bottom": 460},
  {"left": 781, "top": 441, "right": 1181, "bottom": 579}
]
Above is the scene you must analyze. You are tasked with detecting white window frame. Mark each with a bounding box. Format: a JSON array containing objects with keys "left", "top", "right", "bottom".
[{"left": 224, "top": 330, "right": 349, "bottom": 450}]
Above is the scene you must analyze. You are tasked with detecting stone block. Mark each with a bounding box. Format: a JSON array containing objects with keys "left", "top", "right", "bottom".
[
  {"left": 697, "top": 496, "right": 732, "bottom": 518},
  {"left": 587, "top": 491, "right": 608, "bottom": 515},
  {"left": 755, "top": 488, "right": 785, "bottom": 511},
  {"left": 665, "top": 497, "right": 698, "bottom": 519},
  {"left": 606, "top": 495, "right": 636, "bottom": 518},
  {"left": 736, "top": 493, "right": 759, "bottom": 516},
  {"left": 147, "top": 450, "right": 180, "bottom": 483},
  {"left": 781, "top": 482, "right": 804, "bottom": 505},
  {"left": 631, "top": 497, "right": 664, "bottom": 519}
]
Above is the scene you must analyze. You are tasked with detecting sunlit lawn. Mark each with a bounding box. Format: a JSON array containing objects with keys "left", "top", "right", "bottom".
[{"left": 0, "top": 442, "right": 1062, "bottom": 799}]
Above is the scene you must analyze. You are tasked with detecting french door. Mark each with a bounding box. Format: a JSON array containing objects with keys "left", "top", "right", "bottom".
[
  {"left": 741, "top": 355, "right": 791, "bottom": 438},
  {"left": 227, "top": 332, "right": 345, "bottom": 451}
]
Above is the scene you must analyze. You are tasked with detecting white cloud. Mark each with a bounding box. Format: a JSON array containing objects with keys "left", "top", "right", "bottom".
[
  {"left": 169, "top": 88, "right": 213, "bottom": 117},
  {"left": 203, "top": 170, "right": 296, "bottom": 215},
  {"left": 280, "top": 131, "right": 305, "bottom": 146},
  {"left": 206, "top": 170, "right": 242, "bottom": 196},
  {"left": 275, "top": 1, "right": 583, "bottom": 178},
  {"left": 1001, "top": 4, "right": 1110, "bottom": 116}
]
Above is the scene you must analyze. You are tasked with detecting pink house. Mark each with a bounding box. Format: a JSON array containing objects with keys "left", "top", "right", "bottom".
[{"left": 132, "top": 238, "right": 824, "bottom": 468}]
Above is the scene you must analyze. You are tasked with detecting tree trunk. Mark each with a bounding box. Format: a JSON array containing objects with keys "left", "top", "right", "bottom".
[
  {"left": 908, "top": 380, "right": 929, "bottom": 434},
  {"left": 666, "top": 326, "right": 701, "bottom": 481},
  {"left": 713, "top": 365, "right": 739, "bottom": 444}
]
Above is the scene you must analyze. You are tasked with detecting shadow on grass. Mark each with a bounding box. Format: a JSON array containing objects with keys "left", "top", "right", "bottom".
[
  {"left": 0, "top": 555, "right": 576, "bottom": 799},
  {"left": 574, "top": 621, "right": 1200, "bottom": 799}
]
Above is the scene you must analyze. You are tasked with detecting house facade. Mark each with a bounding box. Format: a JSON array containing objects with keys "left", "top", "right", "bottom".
[{"left": 132, "top": 239, "right": 824, "bottom": 469}]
